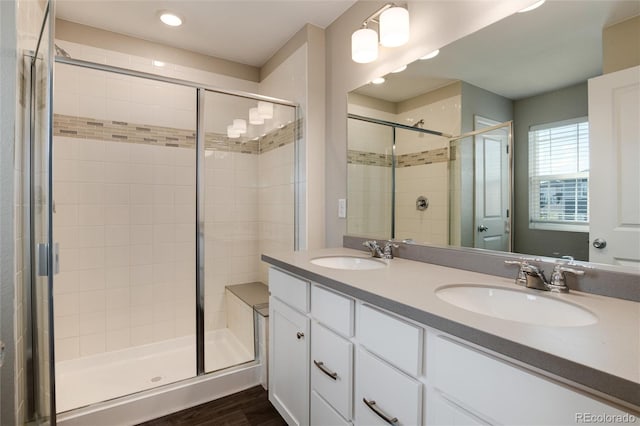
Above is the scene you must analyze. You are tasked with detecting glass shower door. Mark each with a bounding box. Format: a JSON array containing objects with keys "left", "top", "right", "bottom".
[
  {"left": 29, "top": 3, "right": 55, "bottom": 423},
  {"left": 202, "top": 90, "right": 296, "bottom": 373}
]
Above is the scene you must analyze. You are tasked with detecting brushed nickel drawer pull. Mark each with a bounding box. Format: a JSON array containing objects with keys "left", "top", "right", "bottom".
[
  {"left": 313, "top": 360, "right": 338, "bottom": 380},
  {"left": 362, "top": 398, "right": 398, "bottom": 424}
]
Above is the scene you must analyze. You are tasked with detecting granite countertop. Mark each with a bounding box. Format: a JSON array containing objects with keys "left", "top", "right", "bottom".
[{"left": 262, "top": 247, "right": 640, "bottom": 409}]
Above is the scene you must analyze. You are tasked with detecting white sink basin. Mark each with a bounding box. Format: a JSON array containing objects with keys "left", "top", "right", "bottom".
[
  {"left": 310, "top": 256, "right": 387, "bottom": 270},
  {"left": 435, "top": 285, "right": 598, "bottom": 327}
]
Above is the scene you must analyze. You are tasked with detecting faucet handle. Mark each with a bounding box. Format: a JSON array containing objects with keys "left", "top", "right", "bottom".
[
  {"left": 549, "top": 264, "right": 585, "bottom": 292},
  {"left": 382, "top": 241, "right": 399, "bottom": 259},
  {"left": 504, "top": 258, "right": 541, "bottom": 286},
  {"left": 504, "top": 259, "right": 528, "bottom": 286}
]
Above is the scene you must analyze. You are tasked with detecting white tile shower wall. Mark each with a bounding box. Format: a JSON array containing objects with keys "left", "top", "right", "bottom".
[
  {"left": 204, "top": 150, "right": 260, "bottom": 331},
  {"left": 395, "top": 163, "right": 449, "bottom": 245},
  {"left": 393, "top": 95, "right": 460, "bottom": 245},
  {"left": 53, "top": 137, "right": 197, "bottom": 360},
  {"left": 346, "top": 102, "right": 394, "bottom": 238},
  {"left": 258, "top": 144, "right": 295, "bottom": 283},
  {"left": 347, "top": 163, "right": 392, "bottom": 238},
  {"left": 54, "top": 62, "right": 198, "bottom": 132}
]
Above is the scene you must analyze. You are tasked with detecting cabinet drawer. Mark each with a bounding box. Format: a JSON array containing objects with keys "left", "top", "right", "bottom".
[
  {"left": 312, "top": 284, "right": 354, "bottom": 337},
  {"left": 428, "top": 333, "right": 630, "bottom": 425},
  {"left": 355, "top": 348, "right": 422, "bottom": 426},
  {"left": 357, "top": 304, "right": 422, "bottom": 376},
  {"left": 269, "top": 267, "right": 309, "bottom": 313},
  {"left": 311, "top": 321, "right": 353, "bottom": 419},
  {"left": 311, "top": 391, "right": 351, "bottom": 426}
]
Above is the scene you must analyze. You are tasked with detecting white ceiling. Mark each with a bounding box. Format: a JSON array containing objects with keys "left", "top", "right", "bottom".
[
  {"left": 354, "top": 0, "right": 640, "bottom": 102},
  {"left": 55, "top": 0, "right": 356, "bottom": 67}
]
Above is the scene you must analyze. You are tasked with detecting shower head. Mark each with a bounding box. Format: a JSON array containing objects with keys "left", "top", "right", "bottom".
[
  {"left": 55, "top": 44, "right": 71, "bottom": 58},
  {"left": 412, "top": 119, "right": 425, "bottom": 128}
]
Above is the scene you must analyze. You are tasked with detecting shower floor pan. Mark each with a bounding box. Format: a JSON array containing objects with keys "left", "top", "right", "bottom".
[{"left": 55, "top": 328, "right": 253, "bottom": 413}]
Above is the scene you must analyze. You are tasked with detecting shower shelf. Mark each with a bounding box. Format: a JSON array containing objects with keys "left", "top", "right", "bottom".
[{"left": 226, "top": 282, "right": 270, "bottom": 317}]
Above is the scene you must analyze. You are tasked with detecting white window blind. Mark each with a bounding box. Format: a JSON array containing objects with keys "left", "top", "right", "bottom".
[{"left": 528, "top": 117, "right": 589, "bottom": 232}]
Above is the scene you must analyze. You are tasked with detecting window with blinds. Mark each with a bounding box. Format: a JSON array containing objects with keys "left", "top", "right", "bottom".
[{"left": 528, "top": 117, "right": 589, "bottom": 232}]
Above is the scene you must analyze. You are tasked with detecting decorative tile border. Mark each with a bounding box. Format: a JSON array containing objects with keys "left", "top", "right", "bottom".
[
  {"left": 53, "top": 114, "right": 297, "bottom": 155},
  {"left": 396, "top": 147, "right": 449, "bottom": 167},
  {"left": 259, "top": 120, "right": 298, "bottom": 154},
  {"left": 348, "top": 150, "right": 393, "bottom": 167},
  {"left": 348, "top": 147, "right": 449, "bottom": 168}
]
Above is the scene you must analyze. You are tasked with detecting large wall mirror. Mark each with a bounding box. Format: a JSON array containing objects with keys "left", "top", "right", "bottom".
[{"left": 346, "top": 0, "right": 640, "bottom": 269}]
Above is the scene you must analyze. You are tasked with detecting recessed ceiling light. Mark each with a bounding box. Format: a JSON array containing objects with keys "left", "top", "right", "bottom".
[
  {"left": 420, "top": 49, "right": 440, "bottom": 60},
  {"left": 159, "top": 11, "right": 183, "bottom": 27},
  {"left": 392, "top": 65, "right": 407, "bottom": 73},
  {"left": 153, "top": 60, "right": 165, "bottom": 67},
  {"left": 518, "top": 0, "right": 545, "bottom": 13},
  {"left": 371, "top": 77, "right": 385, "bottom": 85}
]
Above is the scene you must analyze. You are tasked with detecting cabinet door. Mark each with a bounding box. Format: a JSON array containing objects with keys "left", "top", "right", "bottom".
[{"left": 269, "top": 297, "right": 310, "bottom": 426}]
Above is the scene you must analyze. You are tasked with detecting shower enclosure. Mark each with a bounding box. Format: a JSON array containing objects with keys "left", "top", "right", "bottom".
[{"left": 27, "top": 5, "right": 298, "bottom": 424}]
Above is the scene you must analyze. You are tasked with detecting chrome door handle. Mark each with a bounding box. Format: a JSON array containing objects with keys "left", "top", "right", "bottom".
[
  {"left": 313, "top": 360, "right": 338, "bottom": 380},
  {"left": 593, "top": 238, "right": 607, "bottom": 249},
  {"left": 362, "top": 398, "right": 398, "bottom": 424},
  {"left": 477, "top": 225, "right": 489, "bottom": 232},
  {"left": 0, "top": 340, "right": 5, "bottom": 368},
  {"left": 296, "top": 332, "right": 304, "bottom": 340}
]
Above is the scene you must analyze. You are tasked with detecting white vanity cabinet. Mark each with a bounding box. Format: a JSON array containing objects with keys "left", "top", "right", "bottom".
[
  {"left": 269, "top": 268, "right": 310, "bottom": 426},
  {"left": 268, "top": 266, "right": 634, "bottom": 426}
]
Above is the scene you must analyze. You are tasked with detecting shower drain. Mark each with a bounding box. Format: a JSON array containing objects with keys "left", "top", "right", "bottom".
[{"left": 150, "top": 376, "right": 162, "bottom": 383}]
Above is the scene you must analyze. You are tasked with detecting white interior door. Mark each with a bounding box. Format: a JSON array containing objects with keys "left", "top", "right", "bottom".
[
  {"left": 588, "top": 66, "right": 640, "bottom": 267},
  {"left": 474, "top": 116, "right": 510, "bottom": 251}
]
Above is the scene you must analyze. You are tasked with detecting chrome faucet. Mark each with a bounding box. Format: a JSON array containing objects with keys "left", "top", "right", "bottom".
[
  {"left": 505, "top": 258, "right": 585, "bottom": 293},
  {"left": 363, "top": 240, "right": 398, "bottom": 259}
]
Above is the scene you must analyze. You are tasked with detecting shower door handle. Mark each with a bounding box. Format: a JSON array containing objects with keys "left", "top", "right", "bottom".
[
  {"left": 37, "top": 243, "right": 60, "bottom": 276},
  {"left": 0, "top": 340, "right": 5, "bottom": 368}
]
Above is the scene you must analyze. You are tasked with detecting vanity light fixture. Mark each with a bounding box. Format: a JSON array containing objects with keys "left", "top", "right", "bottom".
[
  {"left": 371, "top": 77, "right": 386, "bottom": 85},
  {"left": 351, "top": 3, "right": 410, "bottom": 64},
  {"left": 352, "top": 26, "right": 379, "bottom": 64},
  {"left": 392, "top": 65, "right": 407, "bottom": 73},
  {"left": 159, "top": 11, "right": 183, "bottom": 27},
  {"left": 420, "top": 49, "right": 440, "bottom": 60},
  {"left": 518, "top": 0, "right": 545, "bottom": 13},
  {"left": 379, "top": 6, "right": 410, "bottom": 47}
]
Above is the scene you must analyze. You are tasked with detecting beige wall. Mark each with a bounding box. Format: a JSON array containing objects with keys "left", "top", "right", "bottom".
[
  {"left": 56, "top": 19, "right": 260, "bottom": 82},
  {"left": 324, "top": 0, "right": 536, "bottom": 247},
  {"left": 603, "top": 15, "right": 640, "bottom": 74},
  {"left": 260, "top": 24, "right": 326, "bottom": 251}
]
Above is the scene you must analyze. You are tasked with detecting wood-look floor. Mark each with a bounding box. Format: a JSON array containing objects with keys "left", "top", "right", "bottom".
[{"left": 138, "top": 386, "right": 287, "bottom": 426}]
